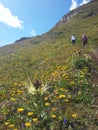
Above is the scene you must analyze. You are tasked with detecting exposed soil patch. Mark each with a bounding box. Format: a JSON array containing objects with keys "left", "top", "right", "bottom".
[
  {"left": 90, "top": 50, "right": 98, "bottom": 106},
  {"left": 90, "top": 50, "right": 98, "bottom": 85}
]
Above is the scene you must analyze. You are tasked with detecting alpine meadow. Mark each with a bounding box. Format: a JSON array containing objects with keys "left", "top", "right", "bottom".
[{"left": 0, "top": 0, "right": 98, "bottom": 130}]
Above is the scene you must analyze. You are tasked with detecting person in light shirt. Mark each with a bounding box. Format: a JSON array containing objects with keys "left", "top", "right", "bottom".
[{"left": 71, "top": 35, "right": 76, "bottom": 44}]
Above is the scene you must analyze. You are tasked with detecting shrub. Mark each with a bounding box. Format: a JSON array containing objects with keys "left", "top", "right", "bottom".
[{"left": 72, "top": 54, "right": 93, "bottom": 71}]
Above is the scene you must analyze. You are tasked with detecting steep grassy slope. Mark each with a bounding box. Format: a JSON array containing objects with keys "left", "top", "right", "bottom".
[
  {"left": 0, "top": 0, "right": 98, "bottom": 129},
  {"left": 0, "top": 0, "right": 98, "bottom": 80}
]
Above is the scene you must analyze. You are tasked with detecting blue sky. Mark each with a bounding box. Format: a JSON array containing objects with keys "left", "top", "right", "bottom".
[{"left": 0, "top": 0, "right": 90, "bottom": 47}]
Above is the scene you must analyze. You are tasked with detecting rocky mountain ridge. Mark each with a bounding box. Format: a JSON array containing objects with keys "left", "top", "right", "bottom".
[{"left": 56, "top": 0, "right": 98, "bottom": 26}]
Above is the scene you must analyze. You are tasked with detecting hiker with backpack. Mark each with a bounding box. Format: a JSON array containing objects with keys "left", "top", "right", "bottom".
[{"left": 81, "top": 33, "right": 88, "bottom": 47}]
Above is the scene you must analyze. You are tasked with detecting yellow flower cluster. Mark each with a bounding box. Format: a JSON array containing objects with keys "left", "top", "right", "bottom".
[{"left": 59, "top": 94, "right": 66, "bottom": 98}]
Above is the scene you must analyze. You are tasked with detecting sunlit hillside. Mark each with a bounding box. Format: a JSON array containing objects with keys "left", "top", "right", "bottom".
[{"left": 0, "top": 0, "right": 98, "bottom": 129}]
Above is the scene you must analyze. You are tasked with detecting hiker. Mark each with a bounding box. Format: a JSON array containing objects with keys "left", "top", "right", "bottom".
[
  {"left": 71, "top": 35, "right": 76, "bottom": 44},
  {"left": 81, "top": 33, "right": 88, "bottom": 47}
]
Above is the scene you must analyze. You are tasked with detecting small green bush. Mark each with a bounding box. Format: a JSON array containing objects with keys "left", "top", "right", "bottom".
[{"left": 72, "top": 54, "right": 93, "bottom": 71}]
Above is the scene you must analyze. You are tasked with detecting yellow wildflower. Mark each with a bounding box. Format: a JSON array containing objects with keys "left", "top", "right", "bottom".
[
  {"left": 64, "top": 89, "right": 68, "bottom": 92},
  {"left": 78, "top": 91, "right": 82, "bottom": 95},
  {"left": 70, "top": 81, "right": 75, "bottom": 85},
  {"left": 60, "top": 88, "right": 64, "bottom": 91},
  {"left": 65, "top": 99, "right": 69, "bottom": 102},
  {"left": 25, "top": 122, "right": 32, "bottom": 127},
  {"left": 17, "top": 90, "right": 22, "bottom": 94},
  {"left": 65, "top": 76, "right": 69, "bottom": 79},
  {"left": 52, "top": 107, "right": 56, "bottom": 111},
  {"left": 72, "top": 113, "right": 77, "bottom": 119},
  {"left": 62, "top": 73, "right": 67, "bottom": 77},
  {"left": 51, "top": 99, "right": 55, "bottom": 102},
  {"left": 13, "top": 82, "right": 17, "bottom": 86},
  {"left": 44, "top": 97, "right": 48, "bottom": 100},
  {"left": 27, "top": 112, "right": 33, "bottom": 116},
  {"left": 5, "top": 122, "right": 9, "bottom": 125},
  {"left": 10, "top": 98, "right": 15, "bottom": 101},
  {"left": 59, "top": 94, "right": 66, "bottom": 99},
  {"left": 45, "top": 102, "right": 50, "bottom": 106},
  {"left": 32, "top": 118, "right": 38, "bottom": 122},
  {"left": 51, "top": 114, "right": 56, "bottom": 119},
  {"left": 59, "top": 116, "right": 62, "bottom": 120},
  {"left": 17, "top": 108, "right": 24, "bottom": 112},
  {"left": 8, "top": 124, "right": 14, "bottom": 128},
  {"left": 54, "top": 90, "right": 58, "bottom": 94},
  {"left": 68, "top": 94, "right": 72, "bottom": 99}
]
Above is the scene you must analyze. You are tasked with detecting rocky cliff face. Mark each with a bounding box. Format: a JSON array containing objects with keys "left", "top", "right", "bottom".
[
  {"left": 56, "top": 9, "right": 79, "bottom": 25},
  {"left": 56, "top": 0, "right": 98, "bottom": 26}
]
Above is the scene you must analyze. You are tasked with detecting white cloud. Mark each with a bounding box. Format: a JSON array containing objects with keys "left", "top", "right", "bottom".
[
  {"left": 30, "top": 29, "right": 37, "bottom": 36},
  {"left": 70, "top": 0, "right": 91, "bottom": 11},
  {"left": 80, "top": 0, "right": 91, "bottom": 6},
  {"left": 0, "top": 3, "right": 23, "bottom": 29},
  {"left": 70, "top": 0, "right": 78, "bottom": 11}
]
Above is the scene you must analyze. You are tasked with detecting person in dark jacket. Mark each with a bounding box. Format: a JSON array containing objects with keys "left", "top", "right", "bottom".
[{"left": 81, "top": 33, "right": 88, "bottom": 47}]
